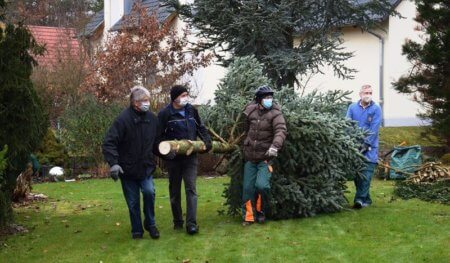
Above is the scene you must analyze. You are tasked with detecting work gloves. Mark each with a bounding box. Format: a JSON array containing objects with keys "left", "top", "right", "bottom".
[
  {"left": 265, "top": 147, "right": 278, "bottom": 157},
  {"left": 110, "top": 164, "right": 123, "bottom": 182},
  {"left": 359, "top": 143, "right": 372, "bottom": 154}
]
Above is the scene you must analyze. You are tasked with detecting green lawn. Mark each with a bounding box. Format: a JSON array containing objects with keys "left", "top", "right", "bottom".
[
  {"left": 379, "top": 126, "right": 444, "bottom": 148},
  {"left": 1, "top": 177, "right": 449, "bottom": 263}
]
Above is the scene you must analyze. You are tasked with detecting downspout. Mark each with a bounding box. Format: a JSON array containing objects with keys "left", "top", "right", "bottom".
[{"left": 368, "top": 30, "right": 385, "bottom": 127}]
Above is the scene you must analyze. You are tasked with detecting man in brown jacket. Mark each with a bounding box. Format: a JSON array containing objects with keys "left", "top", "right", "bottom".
[{"left": 242, "top": 85, "right": 287, "bottom": 225}]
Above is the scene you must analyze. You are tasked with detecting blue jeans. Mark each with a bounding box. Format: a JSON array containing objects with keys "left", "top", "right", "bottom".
[
  {"left": 354, "top": 162, "right": 377, "bottom": 205},
  {"left": 120, "top": 176, "right": 156, "bottom": 235}
]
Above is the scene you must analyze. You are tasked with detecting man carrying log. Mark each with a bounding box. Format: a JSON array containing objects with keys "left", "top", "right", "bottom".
[
  {"left": 242, "top": 85, "right": 287, "bottom": 226},
  {"left": 157, "top": 85, "right": 212, "bottom": 235}
]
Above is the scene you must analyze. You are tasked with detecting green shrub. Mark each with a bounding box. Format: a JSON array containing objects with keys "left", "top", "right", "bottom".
[
  {"left": 0, "top": 146, "right": 11, "bottom": 226},
  {"left": 440, "top": 153, "right": 450, "bottom": 165},
  {"left": 35, "top": 128, "right": 69, "bottom": 166},
  {"left": 394, "top": 180, "right": 450, "bottom": 204},
  {"left": 0, "top": 20, "right": 48, "bottom": 225},
  {"left": 59, "top": 95, "right": 123, "bottom": 165}
]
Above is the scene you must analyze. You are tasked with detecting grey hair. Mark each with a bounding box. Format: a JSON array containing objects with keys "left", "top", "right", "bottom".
[
  {"left": 360, "top": 84, "right": 372, "bottom": 93},
  {"left": 130, "top": 85, "right": 150, "bottom": 104}
]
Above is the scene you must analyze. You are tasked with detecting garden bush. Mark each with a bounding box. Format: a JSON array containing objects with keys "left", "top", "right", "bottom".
[
  {"left": 440, "top": 153, "right": 450, "bottom": 165},
  {"left": 35, "top": 128, "right": 69, "bottom": 167},
  {"left": 0, "top": 146, "right": 10, "bottom": 226},
  {"left": 59, "top": 95, "right": 123, "bottom": 166}
]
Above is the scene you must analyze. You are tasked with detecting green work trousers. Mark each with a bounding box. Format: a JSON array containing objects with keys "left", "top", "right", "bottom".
[{"left": 242, "top": 161, "right": 272, "bottom": 222}]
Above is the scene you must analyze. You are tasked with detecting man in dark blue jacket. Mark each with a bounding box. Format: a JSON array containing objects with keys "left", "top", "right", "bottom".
[
  {"left": 102, "top": 86, "right": 160, "bottom": 239},
  {"left": 157, "top": 85, "right": 212, "bottom": 235},
  {"left": 346, "top": 84, "right": 382, "bottom": 209}
]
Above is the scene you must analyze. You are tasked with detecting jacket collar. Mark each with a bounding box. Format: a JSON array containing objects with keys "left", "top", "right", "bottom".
[
  {"left": 167, "top": 103, "right": 192, "bottom": 115},
  {"left": 130, "top": 106, "right": 146, "bottom": 116},
  {"left": 358, "top": 100, "right": 374, "bottom": 109}
]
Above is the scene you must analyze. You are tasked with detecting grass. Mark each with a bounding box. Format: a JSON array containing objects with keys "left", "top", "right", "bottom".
[
  {"left": 379, "top": 126, "right": 444, "bottom": 148},
  {"left": 1, "top": 177, "right": 450, "bottom": 263}
]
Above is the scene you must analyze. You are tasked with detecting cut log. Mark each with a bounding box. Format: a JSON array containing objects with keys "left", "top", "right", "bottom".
[{"left": 158, "top": 140, "right": 238, "bottom": 156}]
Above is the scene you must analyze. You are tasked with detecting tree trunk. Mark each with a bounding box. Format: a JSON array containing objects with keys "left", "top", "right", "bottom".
[
  {"left": 12, "top": 163, "right": 33, "bottom": 202},
  {"left": 158, "top": 140, "right": 238, "bottom": 156}
]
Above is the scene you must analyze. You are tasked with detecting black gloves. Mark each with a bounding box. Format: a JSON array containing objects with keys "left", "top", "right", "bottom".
[
  {"left": 204, "top": 140, "right": 212, "bottom": 153},
  {"left": 165, "top": 151, "right": 176, "bottom": 160},
  {"left": 359, "top": 143, "right": 371, "bottom": 154}
]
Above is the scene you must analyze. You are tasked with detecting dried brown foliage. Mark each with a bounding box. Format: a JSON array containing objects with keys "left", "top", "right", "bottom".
[
  {"left": 31, "top": 31, "right": 89, "bottom": 124},
  {"left": 83, "top": 4, "right": 212, "bottom": 107},
  {"left": 6, "top": 0, "right": 94, "bottom": 29}
]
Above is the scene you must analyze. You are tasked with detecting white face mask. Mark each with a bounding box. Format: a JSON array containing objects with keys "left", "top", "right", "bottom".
[
  {"left": 362, "top": 95, "right": 372, "bottom": 103},
  {"left": 179, "top": 97, "right": 189, "bottom": 107},
  {"left": 139, "top": 102, "right": 150, "bottom": 112}
]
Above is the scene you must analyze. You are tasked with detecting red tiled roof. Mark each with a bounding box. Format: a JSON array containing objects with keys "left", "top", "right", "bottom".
[{"left": 27, "top": 25, "right": 82, "bottom": 68}]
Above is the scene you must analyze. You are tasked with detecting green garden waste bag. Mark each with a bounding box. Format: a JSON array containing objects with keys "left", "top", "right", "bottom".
[{"left": 389, "top": 145, "right": 422, "bottom": 180}]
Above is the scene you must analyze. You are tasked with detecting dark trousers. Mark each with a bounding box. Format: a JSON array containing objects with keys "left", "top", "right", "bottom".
[
  {"left": 165, "top": 156, "right": 198, "bottom": 227},
  {"left": 120, "top": 176, "right": 156, "bottom": 236},
  {"left": 354, "top": 162, "right": 377, "bottom": 205}
]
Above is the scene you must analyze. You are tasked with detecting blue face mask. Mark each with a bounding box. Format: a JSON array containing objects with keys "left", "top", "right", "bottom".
[{"left": 262, "top": 98, "right": 273, "bottom": 109}]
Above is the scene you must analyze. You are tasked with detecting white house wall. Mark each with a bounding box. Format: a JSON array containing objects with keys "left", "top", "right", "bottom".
[
  {"left": 384, "top": 0, "right": 426, "bottom": 126},
  {"left": 171, "top": 13, "right": 226, "bottom": 105},
  {"left": 305, "top": 0, "right": 425, "bottom": 127}
]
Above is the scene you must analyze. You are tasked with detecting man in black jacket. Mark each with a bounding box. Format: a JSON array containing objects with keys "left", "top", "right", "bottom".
[
  {"left": 157, "top": 85, "right": 212, "bottom": 235},
  {"left": 102, "top": 86, "right": 160, "bottom": 239}
]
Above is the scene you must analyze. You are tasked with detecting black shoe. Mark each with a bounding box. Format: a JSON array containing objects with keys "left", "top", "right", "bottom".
[
  {"left": 353, "top": 201, "right": 363, "bottom": 209},
  {"left": 174, "top": 223, "right": 183, "bottom": 230},
  {"left": 256, "top": 212, "right": 265, "bottom": 224},
  {"left": 132, "top": 232, "right": 143, "bottom": 239},
  {"left": 186, "top": 225, "right": 199, "bottom": 235},
  {"left": 148, "top": 226, "right": 160, "bottom": 239}
]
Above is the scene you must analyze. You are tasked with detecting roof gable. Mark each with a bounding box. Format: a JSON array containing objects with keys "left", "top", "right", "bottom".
[
  {"left": 81, "top": 0, "right": 174, "bottom": 36},
  {"left": 110, "top": 0, "right": 173, "bottom": 31},
  {"left": 355, "top": 0, "right": 402, "bottom": 22},
  {"left": 82, "top": 10, "right": 104, "bottom": 37}
]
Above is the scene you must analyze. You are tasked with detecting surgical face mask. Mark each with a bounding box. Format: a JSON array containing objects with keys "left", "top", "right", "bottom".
[
  {"left": 139, "top": 102, "right": 150, "bottom": 112},
  {"left": 179, "top": 97, "right": 189, "bottom": 107},
  {"left": 262, "top": 98, "right": 273, "bottom": 109},
  {"left": 362, "top": 95, "right": 372, "bottom": 103}
]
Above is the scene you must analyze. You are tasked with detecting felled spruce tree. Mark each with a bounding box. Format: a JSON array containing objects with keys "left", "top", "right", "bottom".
[{"left": 203, "top": 56, "right": 367, "bottom": 219}]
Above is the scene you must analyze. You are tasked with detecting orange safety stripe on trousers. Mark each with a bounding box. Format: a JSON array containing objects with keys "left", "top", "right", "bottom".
[
  {"left": 256, "top": 194, "right": 262, "bottom": 212},
  {"left": 244, "top": 200, "right": 254, "bottom": 222},
  {"left": 264, "top": 160, "right": 273, "bottom": 173}
]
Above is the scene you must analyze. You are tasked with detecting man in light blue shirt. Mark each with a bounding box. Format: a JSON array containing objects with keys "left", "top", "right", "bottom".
[{"left": 346, "top": 84, "right": 382, "bottom": 209}]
